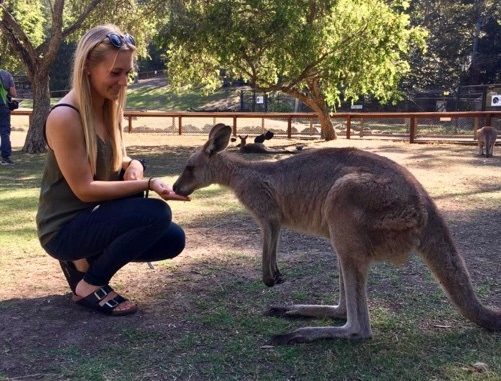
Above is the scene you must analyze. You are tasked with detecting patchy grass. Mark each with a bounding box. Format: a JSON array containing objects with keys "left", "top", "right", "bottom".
[{"left": 1, "top": 135, "right": 500, "bottom": 381}]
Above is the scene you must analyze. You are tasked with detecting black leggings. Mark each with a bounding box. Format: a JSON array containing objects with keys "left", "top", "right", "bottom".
[{"left": 43, "top": 197, "right": 185, "bottom": 286}]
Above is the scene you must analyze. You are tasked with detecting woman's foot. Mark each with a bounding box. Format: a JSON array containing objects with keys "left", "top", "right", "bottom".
[{"left": 73, "top": 279, "right": 138, "bottom": 316}]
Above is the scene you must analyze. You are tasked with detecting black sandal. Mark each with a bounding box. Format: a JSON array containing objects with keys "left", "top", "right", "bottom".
[
  {"left": 59, "top": 261, "right": 85, "bottom": 294},
  {"left": 75, "top": 285, "right": 138, "bottom": 316}
]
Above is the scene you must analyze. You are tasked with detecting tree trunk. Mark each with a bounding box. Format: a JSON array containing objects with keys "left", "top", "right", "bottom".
[
  {"left": 304, "top": 98, "right": 337, "bottom": 141},
  {"left": 22, "top": 74, "right": 51, "bottom": 153}
]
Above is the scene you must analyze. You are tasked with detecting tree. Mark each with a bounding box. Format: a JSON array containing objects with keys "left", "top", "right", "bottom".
[
  {"left": 0, "top": 0, "right": 157, "bottom": 153},
  {"left": 164, "top": 0, "right": 425, "bottom": 140},
  {"left": 405, "top": 0, "right": 500, "bottom": 92}
]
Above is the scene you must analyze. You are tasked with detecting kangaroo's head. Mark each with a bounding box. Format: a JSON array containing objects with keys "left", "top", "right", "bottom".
[
  {"left": 173, "top": 123, "right": 232, "bottom": 196},
  {"left": 238, "top": 135, "right": 248, "bottom": 146}
]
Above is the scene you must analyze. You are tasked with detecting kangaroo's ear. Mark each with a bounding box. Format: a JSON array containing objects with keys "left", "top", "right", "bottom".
[{"left": 204, "top": 123, "right": 232, "bottom": 156}]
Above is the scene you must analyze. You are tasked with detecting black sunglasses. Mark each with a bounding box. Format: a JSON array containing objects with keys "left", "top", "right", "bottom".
[{"left": 106, "top": 33, "right": 136, "bottom": 48}]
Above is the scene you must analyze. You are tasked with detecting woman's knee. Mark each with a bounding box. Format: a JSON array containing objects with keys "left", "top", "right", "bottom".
[
  {"left": 158, "top": 222, "right": 186, "bottom": 258},
  {"left": 144, "top": 199, "right": 172, "bottom": 224},
  {"left": 170, "top": 223, "right": 186, "bottom": 255}
]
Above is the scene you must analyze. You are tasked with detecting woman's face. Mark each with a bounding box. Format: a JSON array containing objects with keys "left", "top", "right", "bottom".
[{"left": 88, "top": 49, "right": 133, "bottom": 101}]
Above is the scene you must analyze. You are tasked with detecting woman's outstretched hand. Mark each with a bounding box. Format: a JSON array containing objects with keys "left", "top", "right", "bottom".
[{"left": 150, "top": 178, "right": 191, "bottom": 201}]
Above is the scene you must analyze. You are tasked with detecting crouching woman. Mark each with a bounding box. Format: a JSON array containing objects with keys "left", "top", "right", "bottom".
[{"left": 36, "top": 24, "right": 189, "bottom": 316}]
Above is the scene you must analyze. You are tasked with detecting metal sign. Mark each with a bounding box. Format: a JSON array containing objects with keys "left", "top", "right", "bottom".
[{"left": 491, "top": 94, "right": 501, "bottom": 107}]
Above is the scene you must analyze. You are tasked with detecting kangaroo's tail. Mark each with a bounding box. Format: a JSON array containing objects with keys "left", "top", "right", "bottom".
[
  {"left": 485, "top": 136, "right": 493, "bottom": 157},
  {"left": 418, "top": 203, "right": 501, "bottom": 330}
]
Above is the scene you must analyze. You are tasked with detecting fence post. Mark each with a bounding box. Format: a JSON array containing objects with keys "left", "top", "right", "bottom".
[
  {"left": 473, "top": 117, "right": 479, "bottom": 139},
  {"left": 128, "top": 116, "right": 132, "bottom": 133},
  {"left": 287, "top": 117, "right": 292, "bottom": 139},
  {"left": 178, "top": 116, "right": 182, "bottom": 135},
  {"left": 409, "top": 116, "right": 416, "bottom": 143},
  {"left": 232, "top": 116, "right": 237, "bottom": 136},
  {"left": 346, "top": 115, "right": 351, "bottom": 139}
]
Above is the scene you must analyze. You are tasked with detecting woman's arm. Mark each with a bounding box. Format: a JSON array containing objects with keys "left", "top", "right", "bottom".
[
  {"left": 121, "top": 157, "right": 145, "bottom": 181},
  {"left": 46, "top": 107, "right": 155, "bottom": 202}
]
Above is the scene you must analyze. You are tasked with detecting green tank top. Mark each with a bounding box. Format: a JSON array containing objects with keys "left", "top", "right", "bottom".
[{"left": 36, "top": 104, "right": 121, "bottom": 246}]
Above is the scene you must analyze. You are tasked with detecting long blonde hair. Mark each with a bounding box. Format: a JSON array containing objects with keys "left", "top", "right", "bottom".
[{"left": 71, "top": 24, "right": 136, "bottom": 175}]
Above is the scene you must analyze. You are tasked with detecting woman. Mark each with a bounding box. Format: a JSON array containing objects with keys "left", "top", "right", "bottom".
[{"left": 36, "top": 24, "right": 189, "bottom": 316}]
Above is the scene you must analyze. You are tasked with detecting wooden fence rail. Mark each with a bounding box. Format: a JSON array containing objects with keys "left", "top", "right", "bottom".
[{"left": 12, "top": 110, "right": 501, "bottom": 143}]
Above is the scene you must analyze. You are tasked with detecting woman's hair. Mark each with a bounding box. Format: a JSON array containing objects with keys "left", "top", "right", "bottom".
[{"left": 71, "top": 24, "right": 136, "bottom": 175}]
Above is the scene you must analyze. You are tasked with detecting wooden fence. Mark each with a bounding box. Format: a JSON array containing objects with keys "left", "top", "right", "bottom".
[{"left": 12, "top": 110, "right": 501, "bottom": 144}]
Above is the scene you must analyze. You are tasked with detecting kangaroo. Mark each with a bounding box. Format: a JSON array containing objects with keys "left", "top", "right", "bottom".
[
  {"left": 254, "top": 130, "right": 274, "bottom": 143},
  {"left": 236, "top": 135, "right": 299, "bottom": 154},
  {"left": 475, "top": 126, "right": 497, "bottom": 157},
  {"left": 173, "top": 123, "right": 501, "bottom": 345}
]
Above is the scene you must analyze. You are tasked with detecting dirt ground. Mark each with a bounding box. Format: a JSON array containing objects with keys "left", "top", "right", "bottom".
[{"left": 2, "top": 131, "right": 500, "bottom": 380}]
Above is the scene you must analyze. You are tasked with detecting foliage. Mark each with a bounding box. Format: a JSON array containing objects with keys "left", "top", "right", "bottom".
[
  {"left": 163, "top": 0, "right": 426, "bottom": 140},
  {"left": 0, "top": 0, "right": 166, "bottom": 153},
  {"left": 405, "top": 0, "right": 501, "bottom": 91}
]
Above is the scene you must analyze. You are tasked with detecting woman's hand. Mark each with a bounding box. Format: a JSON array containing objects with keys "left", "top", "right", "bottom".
[
  {"left": 149, "top": 178, "right": 191, "bottom": 201},
  {"left": 123, "top": 160, "right": 144, "bottom": 181}
]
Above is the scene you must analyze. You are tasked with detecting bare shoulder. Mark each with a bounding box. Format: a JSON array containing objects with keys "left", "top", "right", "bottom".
[
  {"left": 46, "top": 103, "right": 84, "bottom": 148},
  {"left": 46, "top": 103, "right": 81, "bottom": 134}
]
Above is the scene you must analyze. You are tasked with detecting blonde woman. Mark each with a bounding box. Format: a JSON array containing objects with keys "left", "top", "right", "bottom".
[{"left": 36, "top": 24, "right": 189, "bottom": 316}]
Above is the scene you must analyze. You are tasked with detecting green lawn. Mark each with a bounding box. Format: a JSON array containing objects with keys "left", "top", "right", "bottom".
[{"left": 1, "top": 137, "right": 500, "bottom": 381}]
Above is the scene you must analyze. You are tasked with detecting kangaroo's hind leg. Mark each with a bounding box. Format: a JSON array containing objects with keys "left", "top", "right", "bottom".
[
  {"left": 270, "top": 181, "right": 375, "bottom": 345},
  {"left": 270, "top": 235, "right": 372, "bottom": 345}
]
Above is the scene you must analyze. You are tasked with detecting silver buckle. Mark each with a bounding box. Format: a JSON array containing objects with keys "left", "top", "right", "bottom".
[
  {"left": 105, "top": 299, "right": 119, "bottom": 308},
  {"left": 94, "top": 288, "right": 108, "bottom": 300}
]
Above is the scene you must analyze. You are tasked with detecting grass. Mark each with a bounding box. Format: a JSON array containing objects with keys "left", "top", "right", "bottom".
[
  {"left": 1, "top": 135, "right": 500, "bottom": 381},
  {"left": 126, "top": 80, "right": 239, "bottom": 111}
]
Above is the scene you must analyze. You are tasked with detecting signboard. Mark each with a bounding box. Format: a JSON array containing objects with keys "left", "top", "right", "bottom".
[
  {"left": 256, "top": 96, "right": 264, "bottom": 104},
  {"left": 491, "top": 94, "right": 501, "bottom": 107},
  {"left": 351, "top": 104, "right": 363, "bottom": 110}
]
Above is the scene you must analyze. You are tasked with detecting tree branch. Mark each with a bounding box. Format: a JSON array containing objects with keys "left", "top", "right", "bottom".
[
  {"left": 35, "top": 0, "right": 104, "bottom": 54},
  {"left": 42, "top": 0, "right": 64, "bottom": 69},
  {"left": 61, "top": 0, "right": 104, "bottom": 38},
  {"left": 0, "top": 3, "right": 38, "bottom": 71}
]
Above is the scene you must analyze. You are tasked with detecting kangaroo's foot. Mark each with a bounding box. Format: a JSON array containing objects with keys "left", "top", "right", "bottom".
[
  {"left": 270, "top": 325, "right": 372, "bottom": 345},
  {"left": 263, "top": 269, "right": 285, "bottom": 287},
  {"left": 265, "top": 304, "right": 347, "bottom": 320}
]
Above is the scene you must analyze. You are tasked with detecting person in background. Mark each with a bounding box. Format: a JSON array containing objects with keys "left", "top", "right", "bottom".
[
  {"left": 0, "top": 68, "right": 17, "bottom": 165},
  {"left": 36, "top": 24, "right": 189, "bottom": 316}
]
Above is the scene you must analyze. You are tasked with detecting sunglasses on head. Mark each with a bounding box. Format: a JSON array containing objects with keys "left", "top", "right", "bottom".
[{"left": 106, "top": 33, "right": 136, "bottom": 48}]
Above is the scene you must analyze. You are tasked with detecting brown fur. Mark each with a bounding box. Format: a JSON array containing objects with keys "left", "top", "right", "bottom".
[
  {"left": 173, "top": 123, "right": 501, "bottom": 345},
  {"left": 475, "top": 126, "right": 497, "bottom": 157}
]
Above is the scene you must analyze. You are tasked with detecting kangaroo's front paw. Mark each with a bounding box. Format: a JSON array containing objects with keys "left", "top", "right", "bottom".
[
  {"left": 270, "top": 331, "right": 312, "bottom": 346},
  {"left": 263, "top": 271, "right": 285, "bottom": 287},
  {"left": 274, "top": 271, "right": 285, "bottom": 284},
  {"left": 263, "top": 276, "right": 276, "bottom": 287}
]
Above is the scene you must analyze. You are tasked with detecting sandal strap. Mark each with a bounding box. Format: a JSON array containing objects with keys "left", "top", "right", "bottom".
[
  {"left": 59, "top": 261, "right": 85, "bottom": 294},
  {"left": 76, "top": 285, "right": 132, "bottom": 315},
  {"left": 103, "top": 294, "right": 126, "bottom": 309},
  {"left": 91, "top": 285, "right": 113, "bottom": 301}
]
